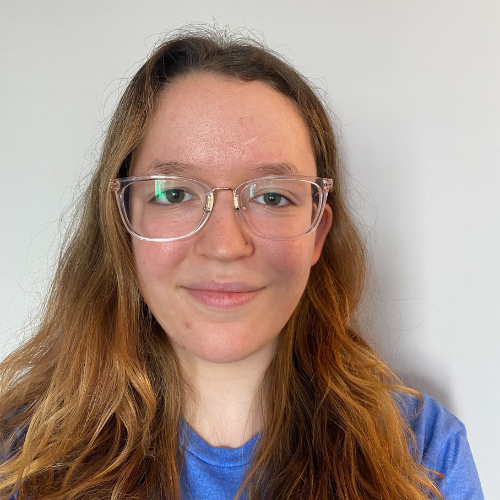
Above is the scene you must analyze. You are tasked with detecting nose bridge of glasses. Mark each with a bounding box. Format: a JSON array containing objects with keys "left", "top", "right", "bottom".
[{"left": 206, "top": 187, "right": 240, "bottom": 212}]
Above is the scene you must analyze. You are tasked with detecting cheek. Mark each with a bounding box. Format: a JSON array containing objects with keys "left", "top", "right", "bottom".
[
  {"left": 259, "top": 237, "right": 315, "bottom": 294},
  {"left": 132, "top": 240, "right": 186, "bottom": 295}
]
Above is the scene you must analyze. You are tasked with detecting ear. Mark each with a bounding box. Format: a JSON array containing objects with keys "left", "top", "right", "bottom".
[{"left": 311, "top": 204, "right": 333, "bottom": 266}]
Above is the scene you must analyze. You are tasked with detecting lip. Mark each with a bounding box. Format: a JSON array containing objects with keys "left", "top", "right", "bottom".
[{"left": 183, "top": 282, "right": 263, "bottom": 309}]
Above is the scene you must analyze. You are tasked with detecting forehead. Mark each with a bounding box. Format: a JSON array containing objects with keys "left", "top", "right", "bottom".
[{"left": 131, "top": 72, "right": 317, "bottom": 182}]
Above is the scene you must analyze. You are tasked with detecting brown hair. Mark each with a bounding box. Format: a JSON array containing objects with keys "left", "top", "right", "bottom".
[{"left": 0, "top": 27, "right": 442, "bottom": 499}]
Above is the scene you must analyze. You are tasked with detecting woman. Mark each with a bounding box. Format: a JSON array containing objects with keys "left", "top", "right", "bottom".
[{"left": 0, "top": 27, "right": 483, "bottom": 500}]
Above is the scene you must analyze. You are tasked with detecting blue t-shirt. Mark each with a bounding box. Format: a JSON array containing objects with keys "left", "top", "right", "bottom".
[
  {"left": 180, "top": 394, "right": 484, "bottom": 500},
  {"left": 4, "top": 394, "right": 484, "bottom": 499}
]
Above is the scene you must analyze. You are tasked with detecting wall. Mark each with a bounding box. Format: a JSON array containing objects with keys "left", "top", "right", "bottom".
[{"left": 1, "top": 0, "right": 498, "bottom": 495}]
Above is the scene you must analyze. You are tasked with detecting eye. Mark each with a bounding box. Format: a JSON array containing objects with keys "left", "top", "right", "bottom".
[
  {"left": 151, "top": 188, "right": 196, "bottom": 204},
  {"left": 252, "top": 192, "right": 292, "bottom": 207}
]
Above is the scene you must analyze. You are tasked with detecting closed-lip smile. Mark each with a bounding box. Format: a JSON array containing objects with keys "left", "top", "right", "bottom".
[{"left": 183, "top": 282, "right": 263, "bottom": 309}]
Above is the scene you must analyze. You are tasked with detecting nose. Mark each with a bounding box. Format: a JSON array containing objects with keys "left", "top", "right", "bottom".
[{"left": 194, "top": 189, "right": 253, "bottom": 261}]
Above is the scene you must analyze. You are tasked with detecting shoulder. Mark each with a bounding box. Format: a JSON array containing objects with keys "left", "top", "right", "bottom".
[
  {"left": 400, "top": 392, "right": 465, "bottom": 462},
  {"left": 399, "top": 392, "right": 484, "bottom": 500}
]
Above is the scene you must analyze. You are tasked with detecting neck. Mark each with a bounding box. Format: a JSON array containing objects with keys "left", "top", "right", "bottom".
[{"left": 174, "top": 340, "right": 276, "bottom": 448}]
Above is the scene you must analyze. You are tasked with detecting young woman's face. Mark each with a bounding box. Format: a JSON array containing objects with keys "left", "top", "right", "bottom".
[{"left": 131, "top": 72, "right": 332, "bottom": 366}]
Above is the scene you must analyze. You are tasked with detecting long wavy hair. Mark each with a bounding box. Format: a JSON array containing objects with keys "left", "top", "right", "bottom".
[{"left": 0, "top": 27, "right": 442, "bottom": 500}]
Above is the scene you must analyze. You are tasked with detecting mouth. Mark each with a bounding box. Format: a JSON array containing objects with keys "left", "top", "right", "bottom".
[{"left": 183, "top": 282, "right": 263, "bottom": 310}]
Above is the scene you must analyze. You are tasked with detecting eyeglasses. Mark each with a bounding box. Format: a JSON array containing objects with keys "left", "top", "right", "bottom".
[{"left": 110, "top": 175, "right": 333, "bottom": 241}]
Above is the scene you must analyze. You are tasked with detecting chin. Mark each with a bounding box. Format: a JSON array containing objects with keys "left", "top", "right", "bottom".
[
  {"left": 174, "top": 330, "right": 279, "bottom": 366},
  {"left": 191, "top": 342, "right": 266, "bottom": 365}
]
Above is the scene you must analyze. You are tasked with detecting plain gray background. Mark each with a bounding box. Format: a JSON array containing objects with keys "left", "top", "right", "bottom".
[{"left": 1, "top": 0, "right": 498, "bottom": 496}]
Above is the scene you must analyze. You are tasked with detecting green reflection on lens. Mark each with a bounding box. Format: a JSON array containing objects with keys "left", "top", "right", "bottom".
[{"left": 155, "top": 180, "right": 162, "bottom": 200}]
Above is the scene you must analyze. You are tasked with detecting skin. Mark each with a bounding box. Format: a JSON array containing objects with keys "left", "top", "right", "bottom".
[{"left": 131, "top": 72, "right": 332, "bottom": 446}]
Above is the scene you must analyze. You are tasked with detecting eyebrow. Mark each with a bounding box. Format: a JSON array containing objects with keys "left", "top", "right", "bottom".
[
  {"left": 252, "top": 162, "right": 301, "bottom": 176},
  {"left": 141, "top": 161, "right": 197, "bottom": 176},
  {"left": 141, "top": 161, "right": 301, "bottom": 178}
]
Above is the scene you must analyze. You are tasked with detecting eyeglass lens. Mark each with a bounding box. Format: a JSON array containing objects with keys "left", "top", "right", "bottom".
[{"left": 123, "top": 178, "right": 321, "bottom": 239}]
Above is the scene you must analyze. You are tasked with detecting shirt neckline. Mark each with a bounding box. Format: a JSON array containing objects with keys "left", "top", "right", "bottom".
[{"left": 180, "top": 421, "right": 261, "bottom": 468}]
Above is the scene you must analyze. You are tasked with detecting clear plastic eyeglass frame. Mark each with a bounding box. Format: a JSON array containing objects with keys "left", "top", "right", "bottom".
[{"left": 109, "top": 175, "right": 333, "bottom": 241}]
